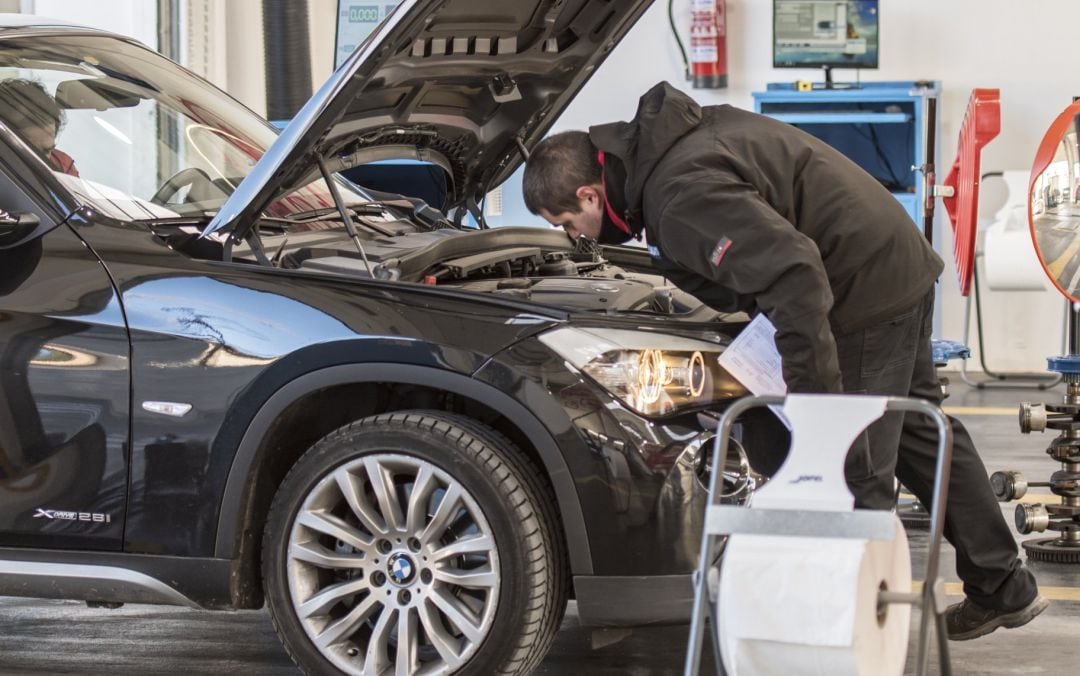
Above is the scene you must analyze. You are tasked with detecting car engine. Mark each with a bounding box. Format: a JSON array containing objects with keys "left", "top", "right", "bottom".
[{"left": 249, "top": 218, "right": 732, "bottom": 321}]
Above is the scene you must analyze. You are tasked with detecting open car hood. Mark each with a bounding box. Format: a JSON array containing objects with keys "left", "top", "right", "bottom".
[{"left": 204, "top": 0, "right": 654, "bottom": 240}]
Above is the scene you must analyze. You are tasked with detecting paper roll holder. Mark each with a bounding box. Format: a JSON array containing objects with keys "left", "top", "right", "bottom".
[{"left": 684, "top": 395, "right": 954, "bottom": 676}]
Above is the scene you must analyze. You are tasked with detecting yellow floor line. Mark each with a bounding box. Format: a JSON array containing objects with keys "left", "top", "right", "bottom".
[
  {"left": 914, "top": 581, "right": 1080, "bottom": 602},
  {"left": 900, "top": 491, "right": 1056, "bottom": 506},
  {"left": 942, "top": 406, "right": 1017, "bottom": 416},
  {"left": 1049, "top": 234, "right": 1080, "bottom": 279}
]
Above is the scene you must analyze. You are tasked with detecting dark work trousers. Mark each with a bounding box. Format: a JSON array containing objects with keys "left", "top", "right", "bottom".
[{"left": 836, "top": 288, "right": 1037, "bottom": 611}]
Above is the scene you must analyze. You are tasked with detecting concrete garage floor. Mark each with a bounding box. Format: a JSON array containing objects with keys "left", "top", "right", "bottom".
[{"left": 2, "top": 381, "right": 1079, "bottom": 675}]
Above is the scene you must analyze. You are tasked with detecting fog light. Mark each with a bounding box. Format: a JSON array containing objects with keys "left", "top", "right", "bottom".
[{"left": 691, "top": 434, "right": 759, "bottom": 503}]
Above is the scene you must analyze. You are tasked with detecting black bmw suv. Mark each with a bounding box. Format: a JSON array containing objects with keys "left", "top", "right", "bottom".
[{"left": 0, "top": 2, "right": 768, "bottom": 674}]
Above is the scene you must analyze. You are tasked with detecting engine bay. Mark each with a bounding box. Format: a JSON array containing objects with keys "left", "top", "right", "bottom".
[{"left": 162, "top": 202, "right": 732, "bottom": 321}]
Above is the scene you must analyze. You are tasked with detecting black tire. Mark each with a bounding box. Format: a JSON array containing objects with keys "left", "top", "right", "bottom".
[{"left": 263, "top": 410, "right": 568, "bottom": 675}]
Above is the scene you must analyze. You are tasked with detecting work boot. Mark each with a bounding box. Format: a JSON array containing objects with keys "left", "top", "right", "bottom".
[{"left": 945, "top": 595, "right": 1049, "bottom": 640}]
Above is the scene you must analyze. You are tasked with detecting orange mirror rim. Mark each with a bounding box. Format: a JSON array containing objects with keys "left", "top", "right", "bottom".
[{"left": 1030, "top": 101, "right": 1080, "bottom": 302}]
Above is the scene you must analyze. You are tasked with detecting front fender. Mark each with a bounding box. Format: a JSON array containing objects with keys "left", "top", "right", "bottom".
[{"left": 213, "top": 362, "right": 591, "bottom": 575}]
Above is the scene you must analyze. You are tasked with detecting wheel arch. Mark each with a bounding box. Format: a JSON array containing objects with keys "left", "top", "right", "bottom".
[{"left": 214, "top": 363, "right": 591, "bottom": 608}]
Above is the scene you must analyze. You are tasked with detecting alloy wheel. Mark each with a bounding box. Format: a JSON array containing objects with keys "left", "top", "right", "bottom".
[{"left": 286, "top": 453, "right": 501, "bottom": 675}]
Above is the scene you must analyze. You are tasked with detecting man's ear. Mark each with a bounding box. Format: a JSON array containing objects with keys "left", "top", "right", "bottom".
[{"left": 575, "top": 184, "right": 602, "bottom": 207}]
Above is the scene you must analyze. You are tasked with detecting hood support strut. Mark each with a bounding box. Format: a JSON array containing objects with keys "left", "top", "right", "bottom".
[
  {"left": 514, "top": 136, "right": 531, "bottom": 161},
  {"left": 318, "top": 157, "right": 374, "bottom": 277}
]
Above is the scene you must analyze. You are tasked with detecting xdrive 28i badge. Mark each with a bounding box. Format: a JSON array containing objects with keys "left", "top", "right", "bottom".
[{"left": 33, "top": 508, "right": 112, "bottom": 524}]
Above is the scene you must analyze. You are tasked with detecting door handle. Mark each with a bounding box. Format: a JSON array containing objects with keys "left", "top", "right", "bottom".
[{"left": 0, "top": 209, "right": 40, "bottom": 242}]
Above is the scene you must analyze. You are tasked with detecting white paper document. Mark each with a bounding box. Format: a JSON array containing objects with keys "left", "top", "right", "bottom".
[{"left": 717, "top": 314, "right": 790, "bottom": 428}]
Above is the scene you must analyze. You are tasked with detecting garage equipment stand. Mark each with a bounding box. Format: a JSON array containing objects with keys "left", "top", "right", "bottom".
[
  {"left": 752, "top": 81, "right": 940, "bottom": 226},
  {"left": 993, "top": 302, "right": 1080, "bottom": 562},
  {"left": 684, "top": 395, "right": 954, "bottom": 676}
]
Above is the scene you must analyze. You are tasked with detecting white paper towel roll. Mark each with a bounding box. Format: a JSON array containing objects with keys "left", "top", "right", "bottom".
[{"left": 718, "top": 516, "right": 912, "bottom": 676}]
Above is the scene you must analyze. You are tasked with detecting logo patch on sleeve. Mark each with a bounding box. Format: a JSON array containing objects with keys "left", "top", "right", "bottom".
[{"left": 710, "top": 237, "right": 733, "bottom": 267}]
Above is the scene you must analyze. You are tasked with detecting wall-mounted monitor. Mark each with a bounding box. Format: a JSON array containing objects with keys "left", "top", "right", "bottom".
[
  {"left": 334, "top": 1, "right": 403, "bottom": 70},
  {"left": 773, "top": 0, "right": 879, "bottom": 78}
]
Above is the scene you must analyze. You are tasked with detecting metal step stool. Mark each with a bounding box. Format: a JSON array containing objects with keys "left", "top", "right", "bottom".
[{"left": 684, "top": 394, "right": 954, "bottom": 676}]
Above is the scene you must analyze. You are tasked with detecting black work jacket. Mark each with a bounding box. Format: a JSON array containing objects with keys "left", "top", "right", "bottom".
[{"left": 590, "top": 82, "right": 943, "bottom": 394}]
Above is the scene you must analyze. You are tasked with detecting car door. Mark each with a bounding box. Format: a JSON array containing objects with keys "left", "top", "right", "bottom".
[{"left": 0, "top": 165, "right": 130, "bottom": 551}]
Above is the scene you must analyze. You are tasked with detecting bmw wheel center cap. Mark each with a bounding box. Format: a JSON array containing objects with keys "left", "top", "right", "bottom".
[{"left": 387, "top": 553, "right": 416, "bottom": 585}]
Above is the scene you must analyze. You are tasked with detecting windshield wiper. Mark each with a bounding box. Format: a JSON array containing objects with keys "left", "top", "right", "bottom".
[
  {"left": 132, "top": 214, "right": 213, "bottom": 227},
  {"left": 135, "top": 212, "right": 299, "bottom": 229},
  {"left": 287, "top": 204, "right": 402, "bottom": 237},
  {"left": 283, "top": 206, "right": 341, "bottom": 221}
]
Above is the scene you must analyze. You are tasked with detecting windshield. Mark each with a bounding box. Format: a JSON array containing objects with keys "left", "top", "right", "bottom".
[{"left": 0, "top": 33, "right": 365, "bottom": 223}]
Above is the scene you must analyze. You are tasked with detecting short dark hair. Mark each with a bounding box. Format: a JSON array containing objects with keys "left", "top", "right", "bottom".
[
  {"left": 523, "top": 130, "right": 601, "bottom": 215},
  {"left": 0, "top": 78, "right": 64, "bottom": 132}
]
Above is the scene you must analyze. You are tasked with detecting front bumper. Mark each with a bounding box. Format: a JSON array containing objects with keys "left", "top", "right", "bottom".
[
  {"left": 474, "top": 338, "right": 760, "bottom": 579},
  {"left": 574, "top": 573, "right": 695, "bottom": 627}
]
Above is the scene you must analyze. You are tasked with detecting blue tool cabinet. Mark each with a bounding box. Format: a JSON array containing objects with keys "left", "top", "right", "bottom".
[{"left": 753, "top": 81, "right": 941, "bottom": 226}]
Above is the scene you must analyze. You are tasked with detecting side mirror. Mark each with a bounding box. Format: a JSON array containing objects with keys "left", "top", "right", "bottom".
[
  {"left": 0, "top": 209, "right": 41, "bottom": 248},
  {"left": 1029, "top": 102, "right": 1080, "bottom": 300}
]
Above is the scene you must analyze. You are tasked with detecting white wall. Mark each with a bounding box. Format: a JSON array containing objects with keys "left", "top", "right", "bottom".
[
  {"left": 310, "top": 0, "right": 336, "bottom": 84},
  {"left": 551, "top": 0, "right": 1078, "bottom": 374},
  {"left": 24, "top": 0, "right": 156, "bottom": 45},
  {"left": 222, "top": 1, "right": 266, "bottom": 117}
]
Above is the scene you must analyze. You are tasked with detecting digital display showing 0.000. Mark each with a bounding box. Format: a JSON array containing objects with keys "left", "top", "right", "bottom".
[
  {"left": 336, "top": 1, "right": 403, "bottom": 69},
  {"left": 348, "top": 6, "right": 380, "bottom": 23}
]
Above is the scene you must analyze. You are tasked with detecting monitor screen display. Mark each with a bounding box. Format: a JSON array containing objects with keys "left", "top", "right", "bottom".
[
  {"left": 335, "top": 1, "right": 403, "bottom": 70},
  {"left": 773, "top": 1, "right": 879, "bottom": 69}
]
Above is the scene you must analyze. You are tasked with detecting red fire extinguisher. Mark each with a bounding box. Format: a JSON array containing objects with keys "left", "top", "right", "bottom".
[{"left": 690, "top": 0, "right": 727, "bottom": 89}]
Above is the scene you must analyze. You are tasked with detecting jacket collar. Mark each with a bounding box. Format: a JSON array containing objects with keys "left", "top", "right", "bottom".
[{"left": 596, "top": 150, "right": 641, "bottom": 243}]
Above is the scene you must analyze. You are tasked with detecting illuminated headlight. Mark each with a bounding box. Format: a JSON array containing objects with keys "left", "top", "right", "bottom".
[{"left": 538, "top": 327, "right": 748, "bottom": 417}]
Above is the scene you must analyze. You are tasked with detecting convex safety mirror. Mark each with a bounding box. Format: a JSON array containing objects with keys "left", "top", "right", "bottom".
[{"left": 1030, "top": 102, "right": 1080, "bottom": 300}]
